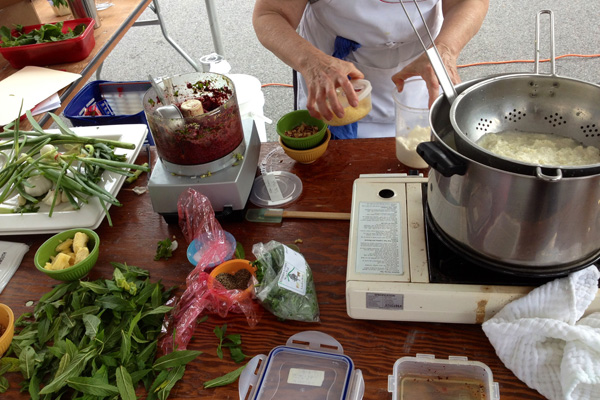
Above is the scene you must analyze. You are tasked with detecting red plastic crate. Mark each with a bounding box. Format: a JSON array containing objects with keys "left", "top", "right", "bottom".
[{"left": 0, "top": 18, "right": 95, "bottom": 69}]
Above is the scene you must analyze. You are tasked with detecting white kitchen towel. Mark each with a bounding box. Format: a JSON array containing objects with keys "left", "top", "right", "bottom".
[{"left": 482, "top": 265, "right": 600, "bottom": 400}]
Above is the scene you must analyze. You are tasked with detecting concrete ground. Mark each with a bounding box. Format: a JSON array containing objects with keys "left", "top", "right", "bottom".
[{"left": 89, "top": 0, "right": 600, "bottom": 142}]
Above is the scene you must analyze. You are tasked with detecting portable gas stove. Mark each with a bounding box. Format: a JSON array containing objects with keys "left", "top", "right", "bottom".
[
  {"left": 148, "top": 119, "right": 260, "bottom": 223},
  {"left": 346, "top": 174, "right": 600, "bottom": 324}
]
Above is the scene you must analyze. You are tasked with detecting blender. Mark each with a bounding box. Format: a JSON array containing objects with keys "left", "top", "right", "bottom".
[{"left": 144, "top": 72, "right": 260, "bottom": 222}]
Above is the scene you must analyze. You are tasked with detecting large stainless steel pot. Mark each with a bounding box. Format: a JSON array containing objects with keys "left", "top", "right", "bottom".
[{"left": 417, "top": 78, "right": 600, "bottom": 276}]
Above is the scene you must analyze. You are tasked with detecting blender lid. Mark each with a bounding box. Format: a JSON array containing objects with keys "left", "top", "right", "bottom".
[{"left": 249, "top": 171, "right": 303, "bottom": 207}]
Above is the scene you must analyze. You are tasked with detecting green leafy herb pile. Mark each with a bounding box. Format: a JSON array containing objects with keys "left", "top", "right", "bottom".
[
  {"left": 0, "top": 22, "right": 87, "bottom": 48},
  {"left": 252, "top": 241, "right": 320, "bottom": 322},
  {"left": 0, "top": 262, "right": 201, "bottom": 399}
]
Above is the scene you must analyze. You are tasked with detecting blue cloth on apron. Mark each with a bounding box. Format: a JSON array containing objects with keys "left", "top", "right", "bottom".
[{"left": 329, "top": 36, "right": 360, "bottom": 140}]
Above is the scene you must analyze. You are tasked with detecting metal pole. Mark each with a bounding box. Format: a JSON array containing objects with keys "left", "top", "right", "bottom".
[
  {"left": 205, "top": 0, "right": 225, "bottom": 56},
  {"left": 150, "top": 0, "right": 201, "bottom": 71}
]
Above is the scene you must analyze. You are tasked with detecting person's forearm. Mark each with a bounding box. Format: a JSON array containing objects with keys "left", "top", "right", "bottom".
[
  {"left": 252, "top": 1, "right": 328, "bottom": 74},
  {"left": 252, "top": 0, "right": 364, "bottom": 118},
  {"left": 436, "top": 0, "right": 489, "bottom": 55}
]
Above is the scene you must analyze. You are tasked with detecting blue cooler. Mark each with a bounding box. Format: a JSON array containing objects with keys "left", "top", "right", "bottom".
[{"left": 63, "top": 80, "right": 154, "bottom": 144}]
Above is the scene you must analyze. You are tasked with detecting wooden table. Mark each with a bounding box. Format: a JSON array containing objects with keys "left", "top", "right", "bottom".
[
  {"left": 0, "top": 0, "right": 153, "bottom": 129},
  {"left": 0, "top": 138, "right": 544, "bottom": 399}
]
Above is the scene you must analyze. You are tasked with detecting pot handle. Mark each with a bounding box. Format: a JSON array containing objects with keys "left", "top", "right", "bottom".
[
  {"left": 416, "top": 141, "right": 467, "bottom": 177},
  {"left": 535, "top": 10, "right": 556, "bottom": 76},
  {"left": 536, "top": 166, "right": 563, "bottom": 182}
]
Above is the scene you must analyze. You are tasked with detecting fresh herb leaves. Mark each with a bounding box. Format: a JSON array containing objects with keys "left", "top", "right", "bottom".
[
  {"left": 155, "top": 237, "right": 176, "bottom": 260},
  {"left": 4, "top": 262, "right": 201, "bottom": 399},
  {"left": 0, "top": 22, "right": 87, "bottom": 48},
  {"left": 253, "top": 243, "right": 320, "bottom": 322},
  {"left": 214, "top": 324, "right": 247, "bottom": 363},
  {"left": 204, "top": 365, "right": 246, "bottom": 388}
]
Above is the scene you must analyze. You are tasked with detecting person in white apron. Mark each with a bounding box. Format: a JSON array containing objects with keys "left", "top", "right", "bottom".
[{"left": 253, "top": 0, "right": 489, "bottom": 139}]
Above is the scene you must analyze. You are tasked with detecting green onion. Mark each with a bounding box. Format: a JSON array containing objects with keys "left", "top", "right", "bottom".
[{"left": 0, "top": 112, "right": 148, "bottom": 225}]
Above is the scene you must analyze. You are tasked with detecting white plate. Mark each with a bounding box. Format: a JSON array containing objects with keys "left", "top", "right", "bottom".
[{"left": 0, "top": 124, "right": 148, "bottom": 236}]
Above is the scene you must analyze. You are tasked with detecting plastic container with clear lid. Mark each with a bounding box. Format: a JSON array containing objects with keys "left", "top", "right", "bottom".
[
  {"left": 239, "top": 331, "right": 364, "bottom": 400},
  {"left": 325, "top": 79, "right": 372, "bottom": 126},
  {"left": 388, "top": 354, "right": 500, "bottom": 400}
]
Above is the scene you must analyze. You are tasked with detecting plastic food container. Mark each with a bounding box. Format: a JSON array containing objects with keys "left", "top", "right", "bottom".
[
  {"left": 239, "top": 331, "right": 364, "bottom": 400},
  {"left": 388, "top": 354, "right": 500, "bottom": 400},
  {"left": 186, "top": 231, "right": 236, "bottom": 268},
  {"left": 63, "top": 80, "right": 154, "bottom": 144},
  {"left": 0, "top": 18, "right": 95, "bottom": 69},
  {"left": 326, "top": 79, "right": 372, "bottom": 126},
  {"left": 394, "top": 78, "right": 431, "bottom": 169}
]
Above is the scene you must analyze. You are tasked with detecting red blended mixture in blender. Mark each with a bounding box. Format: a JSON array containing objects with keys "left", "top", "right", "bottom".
[{"left": 144, "top": 73, "right": 244, "bottom": 167}]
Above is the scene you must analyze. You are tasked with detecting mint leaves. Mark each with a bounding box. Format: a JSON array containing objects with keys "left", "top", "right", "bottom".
[
  {"left": 0, "top": 22, "right": 87, "bottom": 48},
  {"left": 4, "top": 262, "right": 201, "bottom": 399},
  {"left": 214, "top": 324, "right": 247, "bottom": 363}
]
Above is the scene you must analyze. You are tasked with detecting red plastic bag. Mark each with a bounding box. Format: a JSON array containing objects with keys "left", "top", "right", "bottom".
[{"left": 159, "top": 189, "right": 261, "bottom": 353}]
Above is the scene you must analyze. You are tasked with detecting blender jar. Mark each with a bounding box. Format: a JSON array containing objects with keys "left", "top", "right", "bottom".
[
  {"left": 143, "top": 72, "right": 244, "bottom": 174},
  {"left": 394, "top": 78, "right": 431, "bottom": 169}
]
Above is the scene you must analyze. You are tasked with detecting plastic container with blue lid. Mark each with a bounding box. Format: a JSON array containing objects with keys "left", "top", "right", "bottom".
[{"left": 239, "top": 331, "right": 364, "bottom": 400}]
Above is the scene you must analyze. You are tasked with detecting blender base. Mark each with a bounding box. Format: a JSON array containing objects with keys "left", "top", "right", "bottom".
[{"left": 148, "top": 119, "right": 260, "bottom": 222}]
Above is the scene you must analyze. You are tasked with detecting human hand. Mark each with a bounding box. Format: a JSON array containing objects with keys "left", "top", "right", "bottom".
[
  {"left": 300, "top": 54, "right": 364, "bottom": 121},
  {"left": 391, "top": 44, "right": 460, "bottom": 108}
]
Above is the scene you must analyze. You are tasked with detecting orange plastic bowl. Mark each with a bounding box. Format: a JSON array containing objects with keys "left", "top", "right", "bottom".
[
  {"left": 0, "top": 303, "right": 15, "bottom": 357},
  {"left": 209, "top": 259, "right": 256, "bottom": 301}
]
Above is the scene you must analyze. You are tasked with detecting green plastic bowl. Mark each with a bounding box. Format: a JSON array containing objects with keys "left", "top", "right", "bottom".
[
  {"left": 34, "top": 228, "right": 100, "bottom": 282},
  {"left": 276, "top": 110, "right": 327, "bottom": 149}
]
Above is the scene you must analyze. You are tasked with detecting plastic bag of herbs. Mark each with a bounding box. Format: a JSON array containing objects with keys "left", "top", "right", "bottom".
[{"left": 252, "top": 241, "right": 320, "bottom": 322}]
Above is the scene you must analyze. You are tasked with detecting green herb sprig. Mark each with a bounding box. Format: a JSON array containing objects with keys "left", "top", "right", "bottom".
[
  {"left": 214, "top": 324, "right": 247, "bottom": 363},
  {"left": 155, "top": 237, "right": 176, "bottom": 260},
  {"left": 2, "top": 262, "right": 201, "bottom": 399},
  {"left": 204, "top": 365, "right": 245, "bottom": 388}
]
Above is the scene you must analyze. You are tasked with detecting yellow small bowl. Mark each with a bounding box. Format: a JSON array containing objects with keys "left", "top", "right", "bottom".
[
  {"left": 279, "top": 129, "right": 331, "bottom": 164},
  {"left": 0, "top": 303, "right": 15, "bottom": 357}
]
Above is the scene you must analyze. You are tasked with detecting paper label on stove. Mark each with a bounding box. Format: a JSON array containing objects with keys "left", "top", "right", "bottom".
[
  {"left": 277, "top": 246, "right": 308, "bottom": 296},
  {"left": 366, "top": 293, "right": 404, "bottom": 310},
  {"left": 287, "top": 368, "right": 325, "bottom": 387},
  {"left": 356, "top": 202, "right": 403, "bottom": 274}
]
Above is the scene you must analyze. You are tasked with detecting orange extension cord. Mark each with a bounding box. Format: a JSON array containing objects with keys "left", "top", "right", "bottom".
[{"left": 260, "top": 53, "right": 600, "bottom": 88}]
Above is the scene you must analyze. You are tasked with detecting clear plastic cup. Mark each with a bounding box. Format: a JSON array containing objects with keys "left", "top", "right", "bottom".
[{"left": 394, "top": 78, "right": 431, "bottom": 169}]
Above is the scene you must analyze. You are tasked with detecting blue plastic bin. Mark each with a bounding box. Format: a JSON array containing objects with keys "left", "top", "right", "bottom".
[{"left": 63, "top": 80, "right": 154, "bottom": 144}]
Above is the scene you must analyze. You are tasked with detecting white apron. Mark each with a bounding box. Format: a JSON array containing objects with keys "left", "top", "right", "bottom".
[{"left": 297, "top": 0, "right": 443, "bottom": 138}]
